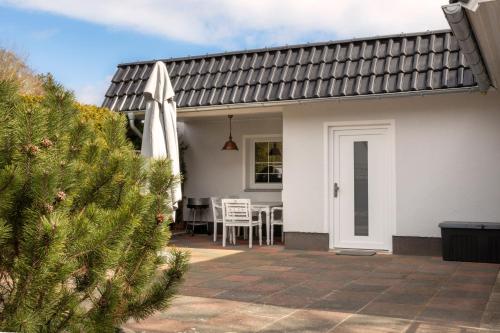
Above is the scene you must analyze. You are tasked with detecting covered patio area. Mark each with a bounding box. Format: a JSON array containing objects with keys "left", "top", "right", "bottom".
[
  {"left": 177, "top": 111, "right": 285, "bottom": 248},
  {"left": 124, "top": 235, "right": 500, "bottom": 333}
]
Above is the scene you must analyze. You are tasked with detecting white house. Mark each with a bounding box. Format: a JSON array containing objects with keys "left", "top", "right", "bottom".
[{"left": 102, "top": 1, "right": 500, "bottom": 254}]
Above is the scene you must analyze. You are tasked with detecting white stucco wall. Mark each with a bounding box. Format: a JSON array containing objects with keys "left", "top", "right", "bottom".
[
  {"left": 283, "top": 90, "right": 500, "bottom": 238},
  {"left": 180, "top": 115, "right": 282, "bottom": 221}
]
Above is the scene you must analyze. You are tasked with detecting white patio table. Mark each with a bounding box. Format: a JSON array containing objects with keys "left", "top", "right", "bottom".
[{"left": 251, "top": 201, "right": 283, "bottom": 246}]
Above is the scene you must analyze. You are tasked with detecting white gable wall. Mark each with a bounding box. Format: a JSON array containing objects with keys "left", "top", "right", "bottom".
[
  {"left": 179, "top": 90, "right": 500, "bottom": 242},
  {"left": 283, "top": 90, "right": 500, "bottom": 238}
]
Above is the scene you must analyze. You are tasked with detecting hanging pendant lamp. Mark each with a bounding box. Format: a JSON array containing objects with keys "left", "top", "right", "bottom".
[{"left": 222, "top": 115, "right": 239, "bottom": 150}]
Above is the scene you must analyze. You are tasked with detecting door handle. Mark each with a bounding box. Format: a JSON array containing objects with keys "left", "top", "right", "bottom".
[{"left": 334, "top": 182, "right": 340, "bottom": 198}]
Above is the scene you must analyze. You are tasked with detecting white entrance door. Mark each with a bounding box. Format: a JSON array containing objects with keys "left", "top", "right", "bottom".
[{"left": 331, "top": 127, "right": 392, "bottom": 250}]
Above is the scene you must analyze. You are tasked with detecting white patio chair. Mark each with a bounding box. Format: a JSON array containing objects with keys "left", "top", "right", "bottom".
[
  {"left": 210, "top": 197, "right": 233, "bottom": 244},
  {"left": 270, "top": 207, "right": 284, "bottom": 245},
  {"left": 225, "top": 195, "right": 250, "bottom": 240},
  {"left": 221, "top": 198, "right": 262, "bottom": 248}
]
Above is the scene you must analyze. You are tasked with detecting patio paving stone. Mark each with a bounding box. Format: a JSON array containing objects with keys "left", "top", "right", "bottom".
[
  {"left": 372, "top": 263, "right": 422, "bottom": 274},
  {"left": 196, "top": 278, "right": 252, "bottom": 290},
  {"left": 386, "top": 281, "right": 443, "bottom": 296},
  {"left": 486, "top": 301, "right": 500, "bottom": 312},
  {"left": 340, "top": 282, "right": 393, "bottom": 293},
  {"left": 447, "top": 281, "right": 496, "bottom": 292},
  {"left": 255, "top": 265, "right": 294, "bottom": 272},
  {"left": 405, "top": 322, "right": 486, "bottom": 332},
  {"left": 239, "top": 302, "right": 296, "bottom": 319},
  {"left": 449, "top": 273, "right": 498, "bottom": 285},
  {"left": 406, "top": 272, "right": 451, "bottom": 282},
  {"left": 298, "top": 278, "right": 351, "bottom": 291},
  {"left": 435, "top": 286, "right": 492, "bottom": 300},
  {"left": 179, "top": 286, "right": 225, "bottom": 298},
  {"left": 122, "top": 235, "right": 500, "bottom": 333},
  {"left": 186, "top": 270, "right": 241, "bottom": 281},
  {"left": 416, "top": 306, "right": 484, "bottom": 327},
  {"left": 359, "top": 301, "right": 424, "bottom": 320},
  {"left": 309, "top": 270, "right": 365, "bottom": 282},
  {"left": 214, "top": 289, "right": 267, "bottom": 302},
  {"left": 239, "top": 268, "right": 287, "bottom": 277},
  {"left": 239, "top": 277, "right": 301, "bottom": 294},
  {"left": 259, "top": 291, "right": 319, "bottom": 308},
  {"left": 206, "top": 311, "right": 279, "bottom": 332},
  {"left": 486, "top": 291, "right": 500, "bottom": 311},
  {"left": 125, "top": 317, "right": 195, "bottom": 333},
  {"left": 457, "top": 262, "right": 500, "bottom": 272},
  {"left": 275, "top": 270, "right": 314, "bottom": 281},
  {"left": 222, "top": 274, "right": 263, "bottom": 283},
  {"left": 427, "top": 295, "right": 489, "bottom": 311},
  {"left": 351, "top": 276, "right": 408, "bottom": 287},
  {"left": 181, "top": 276, "right": 206, "bottom": 287},
  {"left": 375, "top": 290, "right": 434, "bottom": 306},
  {"left": 308, "top": 290, "right": 380, "bottom": 313},
  {"left": 365, "top": 271, "right": 410, "bottom": 280},
  {"left": 481, "top": 310, "right": 500, "bottom": 329},
  {"left": 260, "top": 309, "right": 348, "bottom": 333},
  {"left": 280, "top": 281, "right": 339, "bottom": 298},
  {"left": 332, "top": 314, "right": 412, "bottom": 333},
  {"left": 154, "top": 296, "right": 245, "bottom": 322}
]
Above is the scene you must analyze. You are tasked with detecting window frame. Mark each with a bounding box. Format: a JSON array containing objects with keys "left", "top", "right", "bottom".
[{"left": 243, "top": 134, "right": 283, "bottom": 191}]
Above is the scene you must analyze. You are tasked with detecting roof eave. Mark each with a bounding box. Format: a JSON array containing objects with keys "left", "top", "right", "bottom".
[
  {"left": 120, "top": 86, "right": 480, "bottom": 115},
  {"left": 442, "top": 3, "right": 491, "bottom": 92}
]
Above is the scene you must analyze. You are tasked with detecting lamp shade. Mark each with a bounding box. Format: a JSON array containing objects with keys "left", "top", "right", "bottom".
[
  {"left": 222, "top": 138, "right": 239, "bottom": 150},
  {"left": 222, "top": 115, "right": 239, "bottom": 150}
]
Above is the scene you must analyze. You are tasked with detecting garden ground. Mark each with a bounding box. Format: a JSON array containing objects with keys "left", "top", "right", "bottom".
[{"left": 124, "top": 235, "right": 500, "bottom": 333}]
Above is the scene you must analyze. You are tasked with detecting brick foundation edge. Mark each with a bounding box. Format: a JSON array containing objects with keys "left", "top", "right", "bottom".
[
  {"left": 284, "top": 232, "right": 329, "bottom": 251},
  {"left": 393, "top": 236, "right": 442, "bottom": 256}
]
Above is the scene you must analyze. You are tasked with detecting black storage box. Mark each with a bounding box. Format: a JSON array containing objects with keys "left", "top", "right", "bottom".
[{"left": 439, "top": 221, "right": 500, "bottom": 263}]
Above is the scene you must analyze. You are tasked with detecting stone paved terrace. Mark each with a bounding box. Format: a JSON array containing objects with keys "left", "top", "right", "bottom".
[{"left": 124, "top": 235, "right": 500, "bottom": 333}]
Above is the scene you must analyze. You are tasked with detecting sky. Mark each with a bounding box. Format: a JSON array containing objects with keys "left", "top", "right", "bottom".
[{"left": 0, "top": 0, "right": 449, "bottom": 105}]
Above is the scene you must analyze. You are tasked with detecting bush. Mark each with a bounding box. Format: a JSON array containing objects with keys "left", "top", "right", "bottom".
[
  {"left": 75, "top": 103, "right": 113, "bottom": 130},
  {"left": 0, "top": 49, "right": 44, "bottom": 95},
  {"left": 0, "top": 78, "right": 189, "bottom": 332}
]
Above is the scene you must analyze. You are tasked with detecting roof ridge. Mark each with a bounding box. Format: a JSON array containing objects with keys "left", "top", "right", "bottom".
[{"left": 117, "top": 29, "right": 453, "bottom": 67}]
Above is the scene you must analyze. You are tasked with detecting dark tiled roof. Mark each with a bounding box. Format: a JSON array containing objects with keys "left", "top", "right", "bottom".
[{"left": 103, "top": 30, "right": 477, "bottom": 111}]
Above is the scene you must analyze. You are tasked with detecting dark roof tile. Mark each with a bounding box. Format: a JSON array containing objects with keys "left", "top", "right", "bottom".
[{"left": 103, "top": 30, "right": 477, "bottom": 111}]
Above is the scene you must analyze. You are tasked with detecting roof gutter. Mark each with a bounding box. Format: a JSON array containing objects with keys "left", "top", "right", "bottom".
[
  {"left": 442, "top": 2, "right": 491, "bottom": 92},
  {"left": 121, "top": 86, "right": 479, "bottom": 116}
]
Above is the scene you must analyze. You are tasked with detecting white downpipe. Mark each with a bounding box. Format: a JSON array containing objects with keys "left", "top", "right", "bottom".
[{"left": 127, "top": 112, "right": 143, "bottom": 139}]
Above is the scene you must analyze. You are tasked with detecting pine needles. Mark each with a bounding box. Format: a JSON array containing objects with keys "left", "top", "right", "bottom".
[{"left": 0, "top": 78, "right": 189, "bottom": 332}]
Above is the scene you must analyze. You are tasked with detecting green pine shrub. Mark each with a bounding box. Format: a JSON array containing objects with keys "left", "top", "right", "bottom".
[
  {"left": 74, "top": 103, "right": 112, "bottom": 130},
  {"left": 0, "top": 77, "right": 189, "bottom": 332}
]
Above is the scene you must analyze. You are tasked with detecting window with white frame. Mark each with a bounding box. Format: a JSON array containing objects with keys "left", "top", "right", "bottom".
[{"left": 244, "top": 136, "right": 282, "bottom": 190}]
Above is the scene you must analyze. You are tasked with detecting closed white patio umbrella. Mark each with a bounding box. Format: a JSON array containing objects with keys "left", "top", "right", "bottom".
[{"left": 141, "top": 61, "right": 182, "bottom": 215}]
